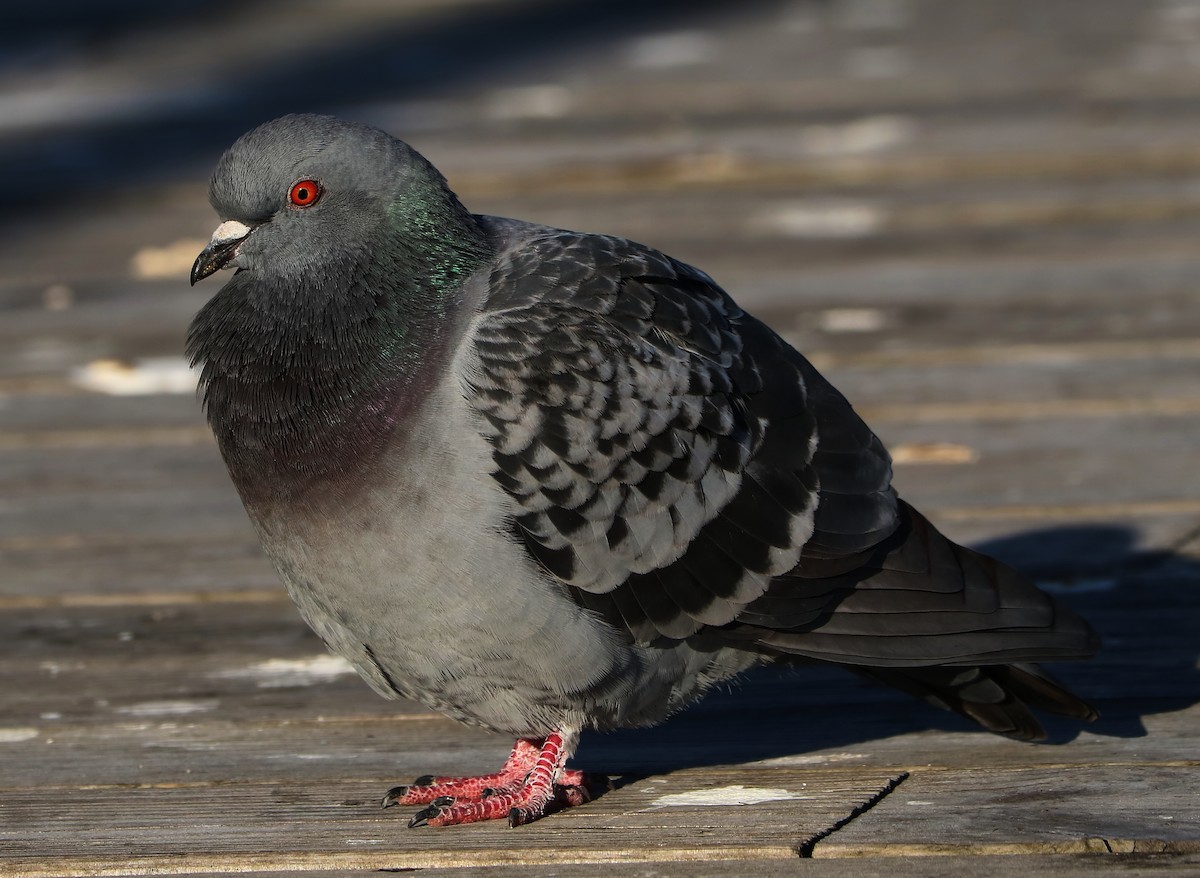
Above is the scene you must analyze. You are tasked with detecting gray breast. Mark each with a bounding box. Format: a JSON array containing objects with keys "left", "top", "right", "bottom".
[{"left": 241, "top": 357, "right": 663, "bottom": 735}]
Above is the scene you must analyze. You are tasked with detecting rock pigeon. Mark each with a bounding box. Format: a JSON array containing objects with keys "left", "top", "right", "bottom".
[{"left": 188, "top": 114, "right": 1099, "bottom": 828}]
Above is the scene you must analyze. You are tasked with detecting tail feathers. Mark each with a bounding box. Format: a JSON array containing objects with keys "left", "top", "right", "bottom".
[
  {"left": 850, "top": 662, "right": 1099, "bottom": 741},
  {"left": 738, "top": 502, "right": 1101, "bottom": 666},
  {"left": 990, "top": 662, "right": 1100, "bottom": 723}
]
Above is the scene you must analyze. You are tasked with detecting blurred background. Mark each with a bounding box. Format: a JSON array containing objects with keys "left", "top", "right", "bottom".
[{"left": 3, "top": 0, "right": 1200, "bottom": 864}]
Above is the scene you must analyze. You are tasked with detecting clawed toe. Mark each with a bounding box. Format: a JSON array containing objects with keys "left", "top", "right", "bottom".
[
  {"left": 403, "top": 775, "right": 600, "bottom": 828},
  {"left": 385, "top": 730, "right": 598, "bottom": 828},
  {"left": 383, "top": 782, "right": 448, "bottom": 808},
  {"left": 381, "top": 785, "right": 410, "bottom": 808},
  {"left": 383, "top": 775, "right": 527, "bottom": 808},
  {"left": 407, "top": 795, "right": 456, "bottom": 828}
]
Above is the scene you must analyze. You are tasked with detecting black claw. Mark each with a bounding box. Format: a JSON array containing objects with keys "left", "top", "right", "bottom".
[
  {"left": 413, "top": 774, "right": 435, "bottom": 786},
  {"left": 481, "top": 787, "right": 496, "bottom": 798},
  {"left": 508, "top": 807, "right": 529, "bottom": 828},
  {"left": 408, "top": 797, "right": 455, "bottom": 828},
  {"left": 381, "top": 785, "right": 408, "bottom": 809}
]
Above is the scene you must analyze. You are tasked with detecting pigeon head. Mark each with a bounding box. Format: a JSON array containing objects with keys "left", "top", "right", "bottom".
[
  {"left": 191, "top": 114, "right": 487, "bottom": 289},
  {"left": 187, "top": 116, "right": 495, "bottom": 489}
]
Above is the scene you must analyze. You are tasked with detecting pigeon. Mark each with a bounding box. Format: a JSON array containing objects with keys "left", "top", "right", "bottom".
[{"left": 188, "top": 114, "right": 1099, "bottom": 829}]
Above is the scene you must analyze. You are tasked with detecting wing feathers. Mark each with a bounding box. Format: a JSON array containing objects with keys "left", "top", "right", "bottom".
[
  {"left": 471, "top": 231, "right": 813, "bottom": 608},
  {"left": 468, "top": 223, "right": 1097, "bottom": 706}
]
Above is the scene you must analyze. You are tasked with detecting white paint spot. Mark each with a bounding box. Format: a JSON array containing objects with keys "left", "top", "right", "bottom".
[
  {"left": 115, "top": 700, "right": 218, "bottom": 717},
  {"left": 761, "top": 201, "right": 885, "bottom": 239},
  {"left": 210, "top": 655, "right": 357, "bottom": 688},
  {"left": 818, "top": 308, "right": 887, "bottom": 333},
  {"left": 0, "top": 727, "right": 39, "bottom": 743},
  {"left": 265, "top": 753, "right": 342, "bottom": 761},
  {"left": 39, "top": 713, "right": 62, "bottom": 721},
  {"left": 486, "top": 85, "right": 572, "bottom": 120},
  {"left": 345, "top": 838, "right": 384, "bottom": 846},
  {"left": 71, "top": 357, "right": 198, "bottom": 396},
  {"left": 798, "top": 115, "right": 915, "bottom": 157},
  {"left": 41, "top": 661, "right": 85, "bottom": 677},
  {"left": 624, "top": 31, "right": 717, "bottom": 69},
  {"left": 1038, "top": 578, "right": 1119, "bottom": 595},
  {"left": 130, "top": 238, "right": 208, "bottom": 280},
  {"left": 750, "top": 752, "right": 867, "bottom": 767},
  {"left": 906, "top": 800, "right": 934, "bottom": 806},
  {"left": 652, "top": 784, "right": 807, "bottom": 808}
]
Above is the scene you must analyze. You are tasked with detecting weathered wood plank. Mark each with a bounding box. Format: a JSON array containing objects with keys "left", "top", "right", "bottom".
[
  {"left": 4, "top": 375, "right": 1198, "bottom": 595},
  {"left": 214, "top": 853, "right": 1200, "bottom": 878},
  {"left": 4, "top": 411, "right": 1197, "bottom": 545},
  {"left": 11, "top": 853, "right": 1200, "bottom": 878},
  {"left": 427, "top": 853, "right": 1200, "bottom": 877},
  {"left": 6, "top": 688, "right": 1196, "bottom": 793},
  {"left": 0, "top": 560, "right": 1196, "bottom": 789},
  {"left": 4, "top": 773, "right": 1198, "bottom": 876},
  {"left": 0, "top": 767, "right": 905, "bottom": 869},
  {"left": 5, "top": 277, "right": 1200, "bottom": 388},
  {"left": 3, "top": 422, "right": 1195, "bottom": 530},
  {"left": 816, "top": 765, "right": 1200, "bottom": 857},
  {"left": 5, "top": 337, "right": 1200, "bottom": 431}
]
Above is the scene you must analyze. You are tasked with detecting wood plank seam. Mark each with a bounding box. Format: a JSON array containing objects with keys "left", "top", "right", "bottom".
[{"left": 794, "top": 771, "right": 910, "bottom": 858}]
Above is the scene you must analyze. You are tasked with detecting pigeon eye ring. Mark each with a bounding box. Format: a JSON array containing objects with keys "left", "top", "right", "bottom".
[{"left": 288, "top": 179, "right": 321, "bottom": 207}]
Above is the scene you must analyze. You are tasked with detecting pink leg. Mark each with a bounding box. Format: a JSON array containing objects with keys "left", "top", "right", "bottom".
[{"left": 381, "top": 729, "right": 599, "bottom": 828}]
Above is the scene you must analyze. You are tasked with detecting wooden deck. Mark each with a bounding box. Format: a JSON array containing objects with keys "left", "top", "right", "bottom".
[{"left": 2, "top": 0, "right": 1199, "bottom": 874}]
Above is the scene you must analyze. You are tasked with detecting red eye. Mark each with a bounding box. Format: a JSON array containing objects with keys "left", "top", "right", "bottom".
[{"left": 288, "top": 179, "right": 321, "bottom": 207}]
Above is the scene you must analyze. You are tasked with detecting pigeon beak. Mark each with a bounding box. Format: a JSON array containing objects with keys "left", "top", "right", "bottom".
[{"left": 191, "top": 220, "right": 253, "bottom": 285}]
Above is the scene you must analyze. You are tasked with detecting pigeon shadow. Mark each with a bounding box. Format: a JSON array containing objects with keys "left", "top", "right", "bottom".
[{"left": 575, "top": 522, "right": 1200, "bottom": 774}]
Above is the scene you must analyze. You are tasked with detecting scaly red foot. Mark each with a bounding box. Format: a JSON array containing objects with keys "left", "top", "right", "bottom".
[{"left": 381, "top": 729, "right": 601, "bottom": 827}]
